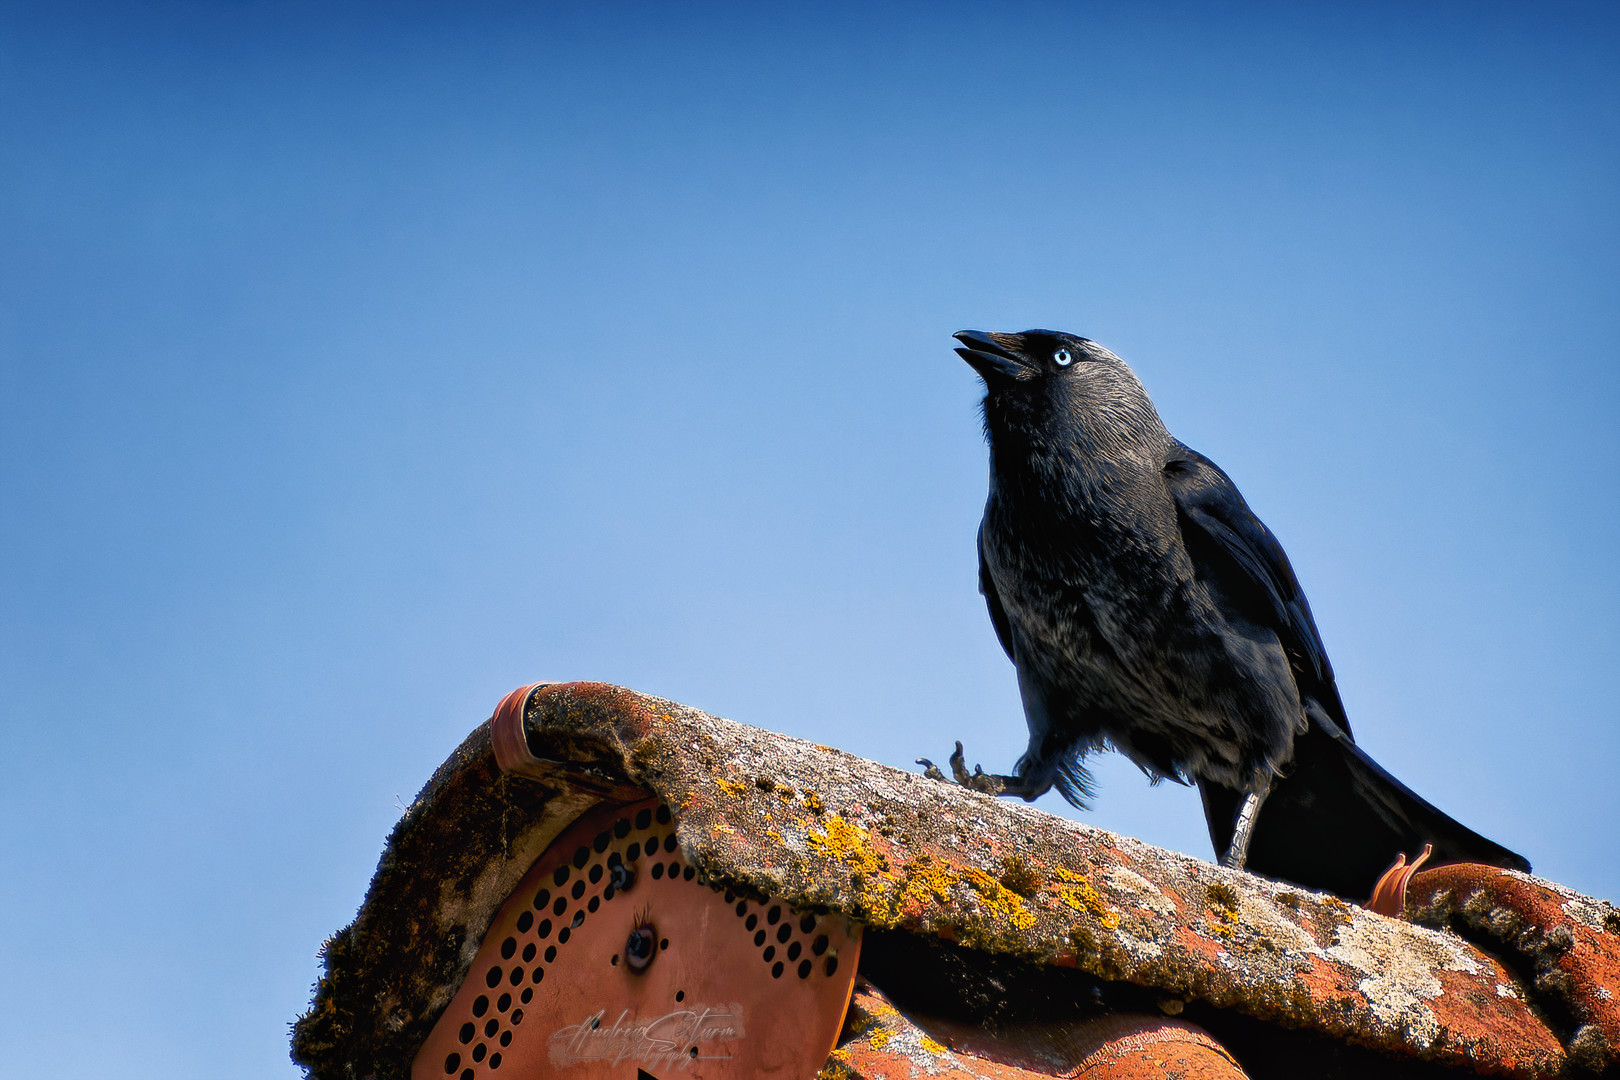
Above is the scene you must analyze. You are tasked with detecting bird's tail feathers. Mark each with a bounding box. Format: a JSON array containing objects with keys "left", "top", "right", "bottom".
[{"left": 1201, "top": 720, "right": 1529, "bottom": 899}]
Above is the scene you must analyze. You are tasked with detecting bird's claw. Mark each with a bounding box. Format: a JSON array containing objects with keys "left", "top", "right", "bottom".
[{"left": 919, "top": 741, "right": 1015, "bottom": 796}]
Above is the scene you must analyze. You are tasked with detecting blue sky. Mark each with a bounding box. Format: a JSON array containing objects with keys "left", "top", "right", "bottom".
[{"left": 2, "top": 3, "right": 1616, "bottom": 1076}]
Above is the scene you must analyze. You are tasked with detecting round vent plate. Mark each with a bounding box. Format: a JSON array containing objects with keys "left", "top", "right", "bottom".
[{"left": 412, "top": 798, "right": 862, "bottom": 1080}]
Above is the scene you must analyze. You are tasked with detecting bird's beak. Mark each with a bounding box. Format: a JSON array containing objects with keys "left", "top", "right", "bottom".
[{"left": 954, "top": 330, "right": 1031, "bottom": 383}]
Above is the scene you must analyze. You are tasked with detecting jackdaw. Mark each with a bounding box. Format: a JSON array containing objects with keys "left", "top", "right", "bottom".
[{"left": 922, "top": 328, "right": 1529, "bottom": 899}]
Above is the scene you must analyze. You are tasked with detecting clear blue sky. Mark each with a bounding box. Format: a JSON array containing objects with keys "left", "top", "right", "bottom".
[{"left": 2, "top": 3, "right": 1616, "bottom": 1076}]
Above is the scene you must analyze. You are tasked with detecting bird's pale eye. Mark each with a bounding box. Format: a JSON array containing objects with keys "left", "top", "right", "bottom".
[{"left": 1053, "top": 348, "right": 1073, "bottom": 367}]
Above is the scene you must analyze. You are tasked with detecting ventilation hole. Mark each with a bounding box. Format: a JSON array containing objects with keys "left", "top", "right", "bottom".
[
  {"left": 472, "top": 1043, "right": 486, "bottom": 1062},
  {"left": 497, "top": 993, "right": 511, "bottom": 1012},
  {"left": 572, "top": 910, "right": 585, "bottom": 927},
  {"left": 772, "top": 961, "right": 784, "bottom": 978},
  {"left": 590, "top": 1016, "right": 601, "bottom": 1029},
  {"left": 607, "top": 850, "right": 623, "bottom": 867},
  {"left": 461, "top": 1070, "right": 473, "bottom": 1080},
  {"left": 735, "top": 901, "right": 747, "bottom": 917},
  {"left": 764, "top": 945, "right": 776, "bottom": 961},
  {"left": 787, "top": 941, "right": 801, "bottom": 960},
  {"left": 611, "top": 955, "right": 619, "bottom": 966},
  {"left": 522, "top": 943, "right": 535, "bottom": 962},
  {"left": 625, "top": 927, "right": 657, "bottom": 972},
  {"left": 553, "top": 866, "right": 569, "bottom": 887},
  {"left": 798, "top": 959, "right": 813, "bottom": 979},
  {"left": 594, "top": 830, "right": 612, "bottom": 853},
  {"left": 531, "top": 967, "right": 544, "bottom": 983},
  {"left": 767, "top": 906, "right": 781, "bottom": 924},
  {"left": 664, "top": 835, "right": 679, "bottom": 853},
  {"left": 509, "top": 967, "right": 523, "bottom": 986},
  {"left": 812, "top": 934, "right": 828, "bottom": 955},
  {"left": 627, "top": 841, "right": 642, "bottom": 861},
  {"left": 651, "top": 864, "right": 664, "bottom": 880},
  {"left": 571, "top": 881, "right": 586, "bottom": 900},
  {"left": 532, "top": 888, "right": 550, "bottom": 909},
  {"left": 800, "top": 914, "right": 816, "bottom": 933},
  {"left": 572, "top": 846, "right": 590, "bottom": 869},
  {"left": 521, "top": 987, "right": 534, "bottom": 1003},
  {"left": 746, "top": 914, "right": 757, "bottom": 930},
  {"left": 500, "top": 937, "right": 516, "bottom": 959},
  {"left": 489, "top": 1051, "right": 502, "bottom": 1069},
  {"left": 511, "top": 1008, "right": 524, "bottom": 1026},
  {"left": 516, "top": 911, "right": 533, "bottom": 933},
  {"left": 459, "top": 1022, "right": 475, "bottom": 1044},
  {"left": 614, "top": 818, "right": 631, "bottom": 839},
  {"left": 500, "top": 1031, "right": 512, "bottom": 1047},
  {"left": 776, "top": 923, "right": 792, "bottom": 943},
  {"left": 656, "top": 805, "right": 671, "bottom": 824},
  {"left": 635, "top": 808, "right": 652, "bottom": 829},
  {"left": 443, "top": 1051, "right": 461, "bottom": 1074},
  {"left": 485, "top": 967, "right": 502, "bottom": 988},
  {"left": 484, "top": 1018, "right": 498, "bottom": 1037},
  {"left": 667, "top": 861, "right": 681, "bottom": 878},
  {"left": 724, "top": 890, "right": 736, "bottom": 903},
  {"left": 588, "top": 896, "right": 600, "bottom": 912},
  {"left": 589, "top": 864, "right": 603, "bottom": 884},
  {"left": 545, "top": 946, "right": 557, "bottom": 963},
  {"left": 753, "top": 930, "right": 766, "bottom": 946},
  {"left": 660, "top": 938, "right": 669, "bottom": 950},
  {"left": 558, "top": 927, "right": 571, "bottom": 944},
  {"left": 603, "top": 885, "right": 616, "bottom": 902},
  {"left": 684, "top": 866, "right": 695, "bottom": 881},
  {"left": 689, "top": 1047, "right": 698, "bottom": 1059},
  {"left": 825, "top": 955, "right": 839, "bottom": 976},
  {"left": 552, "top": 897, "right": 566, "bottom": 917},
  {"left": 538, "top": 919, "right": 552, "bottom": 939},
  {"left": 675, "top": 990, "right": 685, "bottom": 1002}
]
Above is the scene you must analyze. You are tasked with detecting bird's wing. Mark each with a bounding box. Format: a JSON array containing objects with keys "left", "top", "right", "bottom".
[
  {"left": 977, "top": 522, "right": 1017, "bottom": 662},
  {"left": 1163, "top": 445, "right": 1351, "bottom": 735}
]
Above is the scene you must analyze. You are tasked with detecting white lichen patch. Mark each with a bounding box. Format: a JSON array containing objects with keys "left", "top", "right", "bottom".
[
  {"left": 1105, "top": 866, "right": 1179, "bottom": 918},
  {"left": 1325, "top": 912, "right": 1481, "bottom": 1047},
  {"left": 1100, "top": 866, "right": 1179, "bottom": 962},
  {"left": 1561, "top": 891, "right": 1618, "bottom": 933}
]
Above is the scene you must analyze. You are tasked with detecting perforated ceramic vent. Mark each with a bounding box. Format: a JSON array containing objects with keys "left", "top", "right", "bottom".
[{"left": 412, "top": 798, "right": 862, "bottom": 1080}]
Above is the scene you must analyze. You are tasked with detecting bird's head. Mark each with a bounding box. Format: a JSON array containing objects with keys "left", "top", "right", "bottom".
[{"left": 954, "top": 328, "right": 1166, "bottom": 457}]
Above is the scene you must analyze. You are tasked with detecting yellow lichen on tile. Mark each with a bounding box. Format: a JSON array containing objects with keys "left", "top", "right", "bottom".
[
  {"left": 1051, "top": 866, "right": 1121, "bottom": 929},
  {"left": 808, "top": 815, "right": 889, "bottom": 883},
  {"left": 961, "top": 866, "right": 1038, "bottom": 931},
  {"left": 895, "top": 855, "right": 961, "bottom": 914},
  {"left": 714, "top": 776, "right": 747, "bottom": 799},
  {"left": 918, "top": 1036, "right": 947, "bottom": 1055},
  {"left": 816, "top": 1048, "right": 855, "bottom": 1080},
  {"left": 1208, "top": 906, "right": 1239, "bottom": 937},
  {"left": 1203, "top": 881, "right": 1240, "bottom": 937}
]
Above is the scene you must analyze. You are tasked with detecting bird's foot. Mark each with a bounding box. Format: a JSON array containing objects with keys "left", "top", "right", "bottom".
[{"left": 917, "top": 741, "right": 1029, "bottom": 798}]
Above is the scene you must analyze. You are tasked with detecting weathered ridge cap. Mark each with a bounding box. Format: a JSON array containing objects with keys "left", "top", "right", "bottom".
[
  {"left": 521, "top": 683, "right": 1570, "bottom": 1073},
  {"left": 293, "top": 681, "right": 1620, "bottom": 1079}
]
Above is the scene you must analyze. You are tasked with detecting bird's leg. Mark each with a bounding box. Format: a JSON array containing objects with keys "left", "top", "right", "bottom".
[
  {"left": 1221, "top": 770, "right": 1274, "bottom": 870},
  {"left": 917, "top": 741, "right": 1034, "bottom": 798}
]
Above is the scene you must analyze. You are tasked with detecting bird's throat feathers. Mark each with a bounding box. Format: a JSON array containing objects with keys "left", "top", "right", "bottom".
[{"left": 981, "top": 372, "right": 1170, "bottom": 485}]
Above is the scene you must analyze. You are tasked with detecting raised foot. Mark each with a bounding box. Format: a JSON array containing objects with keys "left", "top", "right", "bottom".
[{"left": 916, "top": 741, "right": 1030, "bottom": 798}]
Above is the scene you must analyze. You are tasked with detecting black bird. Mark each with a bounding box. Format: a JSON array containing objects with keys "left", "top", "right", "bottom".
[{"left": 923, "top": 328, "right": 1529, "bottom": 899}]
